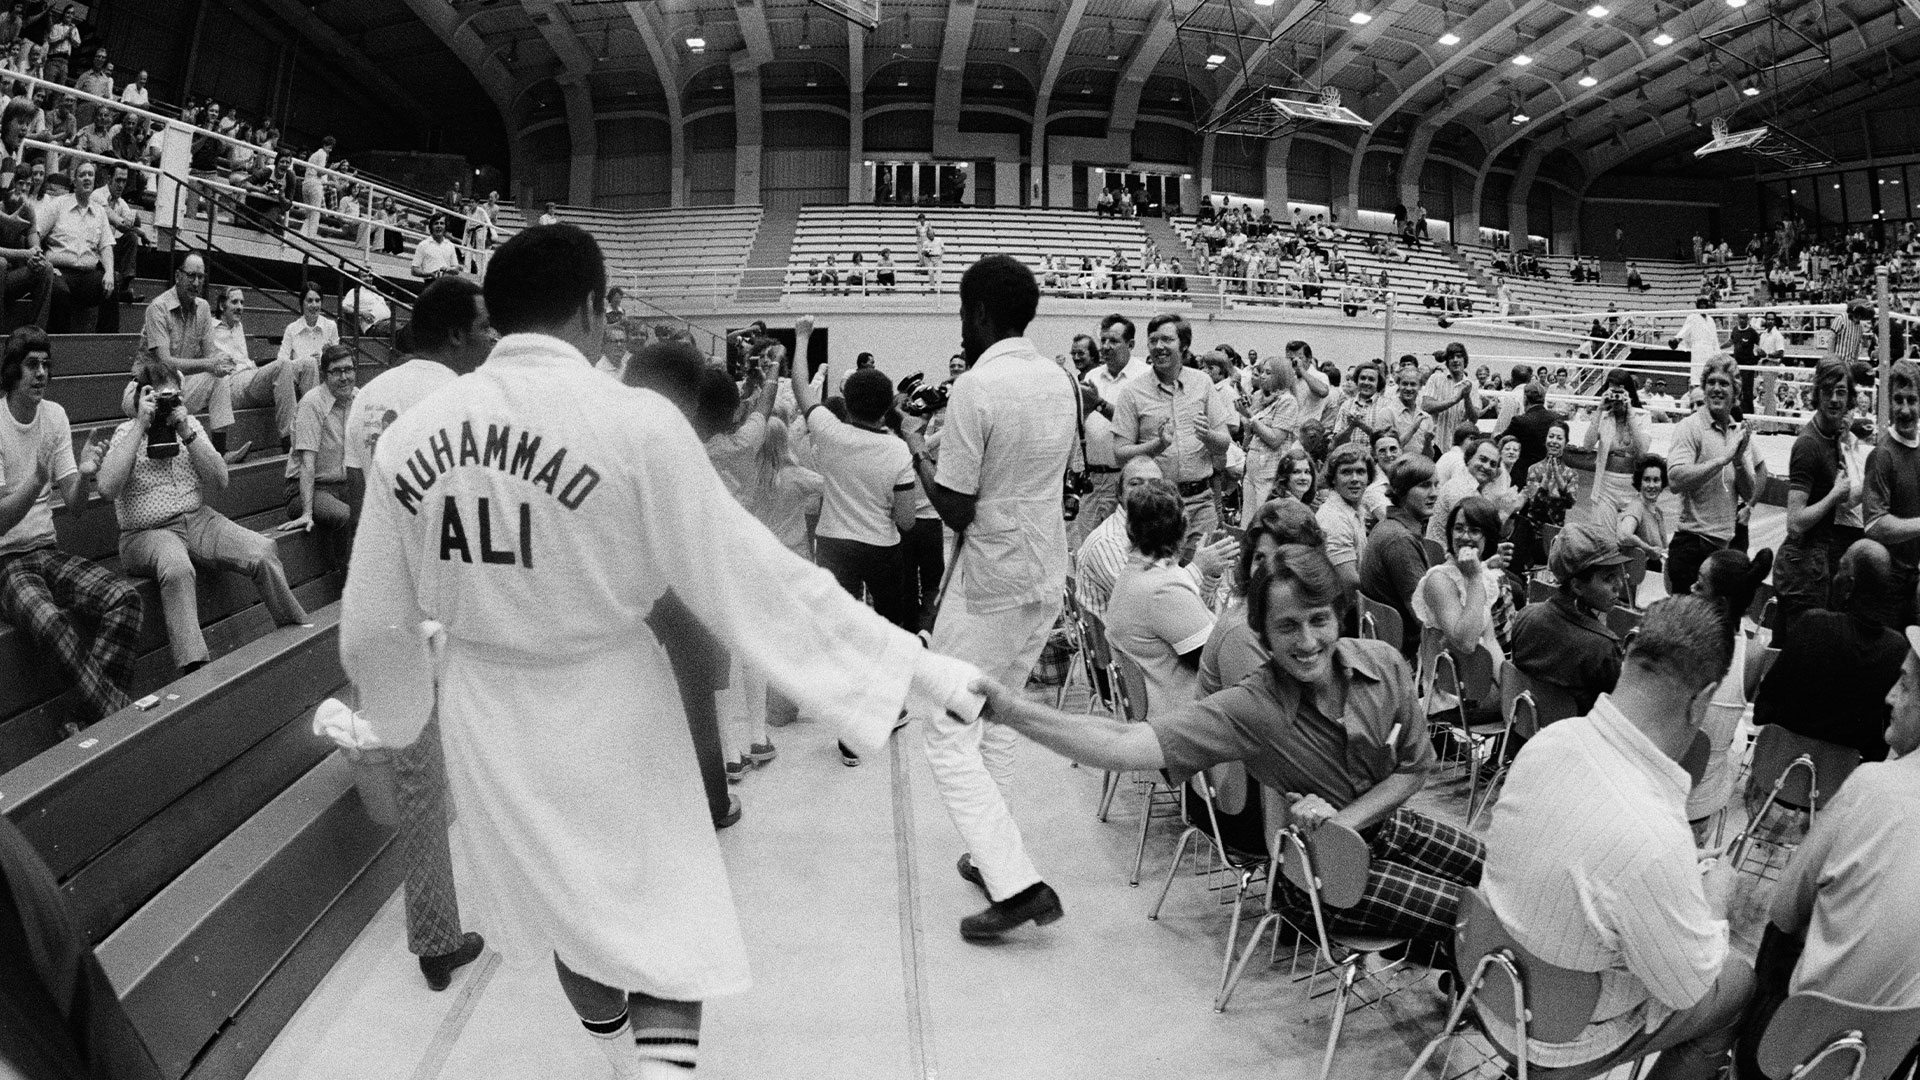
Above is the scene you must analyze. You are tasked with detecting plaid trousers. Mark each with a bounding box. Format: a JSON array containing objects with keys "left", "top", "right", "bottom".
[
  {"left": 1276, "top": 808, "right": 1484, "bottom": 947},
  {"left": 0, "top": 547, "right": 142, "bottom": 723},
  {"left": 392, "top": 716, "right": 465, "bottom": 958}
]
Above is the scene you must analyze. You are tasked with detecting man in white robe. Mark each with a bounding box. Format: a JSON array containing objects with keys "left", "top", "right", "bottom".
[{"left": 340, "top": 224, "right": 981, "bottom": 1078}]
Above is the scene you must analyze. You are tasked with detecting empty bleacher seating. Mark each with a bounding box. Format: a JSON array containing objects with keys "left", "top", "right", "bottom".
[
  {"left": 786, "top": 206, "right": 1150, "bottom": 294},
  {"left": 1458, "top": 247, "right": 1766, "bottom": 317},
  {"left": 492, "top": 204, "right": 763, "bottom": 303}
]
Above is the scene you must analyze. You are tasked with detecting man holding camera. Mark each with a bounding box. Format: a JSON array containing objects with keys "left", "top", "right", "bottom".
[{"left": 96, "top": 359, "right": 308, "bottom": 676}]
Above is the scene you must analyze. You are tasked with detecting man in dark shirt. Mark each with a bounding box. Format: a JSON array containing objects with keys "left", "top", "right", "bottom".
[
  {"left": 0, "top": 173, "right": 51, "bottom": 331},
  {"left": 1774, "top": 359, "right": 1856, "bottom": 634},
  {"left": 1864, "top": 359, "right": 1920, "bottom": 627},
  {"left": 1502, "top": 381, "right": 1564, "bottom": 488},
  {"left": 1754, "top": 539, "right": 1905, "bottom": 761},
  {"left": 1729, "top": 313, "right": 1761, "bottom": 415},
  {"left": 1510, "top": 523, "right": 1625, "bottom": 715}
]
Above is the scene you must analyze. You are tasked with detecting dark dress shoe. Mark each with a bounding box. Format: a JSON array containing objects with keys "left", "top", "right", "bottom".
[
  {"left": 956, "top": 853, "right": 986, "bottom": 893},
  {"left": 419, "top": 931, "right": 485, "bottom": 991},
  {"left": 959, "top": 883, "right": 1063, "bottom": 941}
]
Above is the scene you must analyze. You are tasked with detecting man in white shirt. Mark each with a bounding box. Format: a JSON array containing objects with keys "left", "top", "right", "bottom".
[
  {"left": 410, "top": 214, "right": 463, "bottom": 280},
  {"left": 300, "top": 136, "right": 333, "bottom": 237},
  {"left": 1287, "top": 339, "right": 1340, "bottom": 424},
  {"left": 341, "top": 224, "right": 983, "bottom": 1075},
  {"left": 537, "top": 201, "right": 559, "bottom": 226},
  {"left": 592, "top": 319, "right": 627, "bottom": 379},
  {"left": 118, "top": 69, "right": 150, "bottom": 109},
  {"left": 40, "top": 160, "right": 113, "bottom": 334},
  {"left": 1670, "top": 300, "right": 1722, "bottom": 393},
  {"left": 1483, "top": 596, "right": 1753, "bottom": 1080},
  {"left": 902, "top": 255, "right": 1079, "bottom": 941},
  {"left": 1757, "top": 315, "right": 1790, "bottom": 416},
  {"left": 274, "top": 285, "right": 338, "bottom": 449}
]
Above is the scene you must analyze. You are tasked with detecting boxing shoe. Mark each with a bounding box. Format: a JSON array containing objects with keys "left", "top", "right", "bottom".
[
  {"left": 959, "top": 883, "right": 1064, "bottom": 941},
  {"left": 956, "top": 853, "right": 987, "bottom": 894},
  {"left": 419, "top": 931, "right": 484, "bottom": 991}
]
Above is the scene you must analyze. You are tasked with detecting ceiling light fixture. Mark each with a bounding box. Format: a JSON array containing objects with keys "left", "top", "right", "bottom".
[
  {"left": 1436, "top": 1, "right": 1459, "bottom": 45},
  {"left": 1578, "top": 68, "right": 1598, "bottom": 87},
  {"left": 1726, "top": 0, "right": 1747, "bottom": 7},
  {"left": 1438, "top": 28, "right": 1460, "bottom": 45},
  {"left": 685, "top": 35, "right": 706, "bottom": 53},
  {"left": 1511, "top": 52, "right": 1533, "bottom": 66},
  {"left": 1349, "top": 2, "right": 1373, "bottom": 25},
  {"left": 1255, "top": 0, "right": 1276, "bottom": 6},
  {"left": 1206, "top": 52, "right": 1227, "bottom": 67},
  {"left": 1585, "top": 3, "right": 1609, "bottom": 17},
  {"left": 1742, "top": 84, "right": 1760, "bottom": 96},
  {"left": 1651, "top": 25, "right": 1674, "bottom": 46}
]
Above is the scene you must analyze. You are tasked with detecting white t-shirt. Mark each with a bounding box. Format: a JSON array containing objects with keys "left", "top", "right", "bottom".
[
  {"left": 344, "top": 358, "right": 458, "bottom": 473},
  {"left": 0, "top": 400, "right": 76, "bottom": 554},
  {"left": 805, "top": 406, "right": 912, "bottom": 547}
]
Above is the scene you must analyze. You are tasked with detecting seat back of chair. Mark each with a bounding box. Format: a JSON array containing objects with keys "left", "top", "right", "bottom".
[
  {"left": 1756, "top": 992, "right": 1920, "bottom": 1080},
  {"left": 1498, "top": 660, "right": 1539, "bottom": 740},
  {"left": 1606, "top": 604, "right": 1644, "bottom": 637},
  {"left": 1422, "top": 537, "right": 1447, "bottom": 566},
  {"left": 1750, "top": 726, "right": 1862, "bottom": 812},
  {"left": 1623, "top": 548, "right": 1649, "bottom": 595},
  {"left": 1499, "top": 663, "right": 1584, "bottom": 733},
  {"left": 1526, "top": 574, "right": 1557, "bottom": 605},
  {"left": 1111, "top": 649, "right": 1151, "bottom": 726},
  {"left": 1681, "top": 729, "right": 1711, "bottom": 788},
  {"left": 1360, "top": 595, "right": 1403, "bottom": 651},
  {"left": 1746, "top": 581, "right": 1775, "bottom": 625},
  {"left": 1455, "top": 889, "right": 1603, "bottom": 1047},
  {"left": 1746, "top": 644, "right": 1781, "bottom": 703},
  {"left": 1278, "top": 822, "right": 1370, "bottom": 911}
]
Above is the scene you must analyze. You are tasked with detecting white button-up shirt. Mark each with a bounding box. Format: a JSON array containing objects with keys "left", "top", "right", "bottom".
[
  {"left": 1086, "top": 356, "right": 1150, "bottom": 406},
  {"left": 936, "top": 336, "right": 1079, "bottom": 615},
  {"left": 278, "top": 314, "right": 339, "bottom": 371},
  {"left": 1482, "top": 694, "right": 1727, "bottom": 1069}
]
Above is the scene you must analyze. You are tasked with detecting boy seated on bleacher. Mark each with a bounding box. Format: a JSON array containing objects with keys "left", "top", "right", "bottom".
[{"left": 94, "top": 358, "right": 308, "bottom": 676}]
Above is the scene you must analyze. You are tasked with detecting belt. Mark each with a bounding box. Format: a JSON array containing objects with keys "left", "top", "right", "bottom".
[
  {"left": 1177, "top": 478, "right": 1214, "bottom": 497},
  {"left": 1086, "top": 465, "right": 1120, "bottom": 475}
]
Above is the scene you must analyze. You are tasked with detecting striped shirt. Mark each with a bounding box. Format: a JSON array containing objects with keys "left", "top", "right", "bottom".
[{"left": 1481, "top": 694, "right": 1727, "bottom": 1069}]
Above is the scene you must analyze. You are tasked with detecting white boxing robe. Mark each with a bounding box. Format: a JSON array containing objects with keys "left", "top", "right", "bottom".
[{"left": 341, "top": 332, "right": 976, "bottom": 1000}]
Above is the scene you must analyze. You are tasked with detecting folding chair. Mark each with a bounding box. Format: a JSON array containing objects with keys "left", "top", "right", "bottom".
[
  {"left": 1360, "top": 595, "right": 1404, "bottom": 650},
  {"left": 1752, "top": 991, "right": 1920, "bottom": 1080},
  {"left": 1421, "top": 628, "right": 1496, "bottom": 779},
  {"left": 1746, "top": 580, "right": 1775, "bottom": 626},
  {"left": 1219, "top": 823, "right": 1415, "bottom": 1080},
  {"left": 1726, "top": 726, "right": 1862, "bottom": 878},
  {"left": 1606, "top": 604, "right": 1644, "bottom": 638},
  {"left": 1398, "top": 888, "right": 1638, "bottom": 1080},
  {"left": 1110, "top": 649, "right": 1182, "bottom": 886},
  {"left": 1525, "top": 572, "right": 1558, "bottom": 605},
  {"left": 1147, "top": 767, "right": 1270, "bottom": 996},
  {"left": 1539, "top": 522, "right": 1562, "bottom": 559},
  {"left": 1422, "top": 537, "right": 1448, "bottom": 566},
  {"left": 1621, "top": 548, "right": 1649, "bottom": 607},
  {"left": 1079, "top": 606, "right": 1126, "bottom": 821}
]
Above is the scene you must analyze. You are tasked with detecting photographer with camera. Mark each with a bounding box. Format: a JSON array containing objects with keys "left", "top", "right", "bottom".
[{"left": 95, "top": 357, "right": 309, "bottom": 676}]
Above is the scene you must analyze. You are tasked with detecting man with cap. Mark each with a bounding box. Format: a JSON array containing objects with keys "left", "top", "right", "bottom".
[
  {"left": 1509, "top": 521, "right": 1626, "bottom": 715},
  {"left": 1734, "top": 615, "right": 1920, "bottom": 1076}
]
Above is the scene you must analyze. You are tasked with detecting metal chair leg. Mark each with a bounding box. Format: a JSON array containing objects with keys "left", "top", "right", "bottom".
[
  {"left": 1319, "top": 957, "right": 1361, "bottom": 1080},
  {"left": 1393, "top": 975, "right": 1480, "bottom": 1080},
  {"left": 1147, "top": 826, "right": 1200, "bottom": 920},
  {"left": 1215, "top": 912, "right": 1279, "bottom": 1012},
  {"left": 1130, "top": 779, "right": 1155, "bottom": 886},
  {"left": 1219, "top": 870, "right": 1252, "bottom": 995},
  {"left": 1096, "top": 770, "right": 1119, "bottom": 821}
]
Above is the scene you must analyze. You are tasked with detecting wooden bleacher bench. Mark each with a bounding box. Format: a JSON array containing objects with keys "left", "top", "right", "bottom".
[{"left": 0, "top": 606, "right": 397, "bottom": 1080}]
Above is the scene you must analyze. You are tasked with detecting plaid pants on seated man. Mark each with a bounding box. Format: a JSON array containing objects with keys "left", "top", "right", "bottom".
[{"left": 1271, "top": 807, "right": 1485, "bottom": 948}]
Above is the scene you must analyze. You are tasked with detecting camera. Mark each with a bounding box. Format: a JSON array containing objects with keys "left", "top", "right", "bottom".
[
  {"left": 147, "top": 390, "right": 184, "bottom": 459},
  {"left": 901, "top": 381, "right": 949, "bottom": 419}
]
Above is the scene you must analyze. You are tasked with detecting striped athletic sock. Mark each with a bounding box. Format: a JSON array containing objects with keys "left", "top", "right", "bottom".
[
  {"left": 632, "top": 1026, "right": 698, "bottom": 1071},
  {"left": 581, "top": 1008, "right": 630, "bottom": 1040},
  {"left": 629, "top": 993, "right": 701, "bottom": 1072}
]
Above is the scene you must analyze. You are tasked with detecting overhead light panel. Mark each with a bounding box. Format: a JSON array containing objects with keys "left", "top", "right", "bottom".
[
  {"left": 1652, "top": 25, "right": 1674, "bottom": 46},
  {"left": 1349, "top": 3, "right": 1373, "bottom": 25},
  {"left": 1255, "top": 0, "right": 1276, "bottom": 5},
  {"left": 686, "top": 35, "right": 706, "bottom": 53},
  {"left": 1585, "top": 3, "right": 1609, "bottom": 16},
  {"left": 1436, "top": 1, "right": 1459, "bottom": 45},
  {"left": 1206, "top": 52, "right": 1227, "bottom": 66},
  {"left": 1742, "top": 84, "right": 1760, "bottom": 96},
  {"left": 1578, "top": 69, "right": 1598, "bottom": 87},
  {"left": 1438, "top": 29, "right": 1460, "bottom": 45},
  {"left": 1726, "top": 0, "right": 1746, "bottom": 6},
  {"left": 1511, "top": 109, "right": 1530, "bottom": 124},
  {"left": 1511, "top": 52, "right": 1533, "bottom": 66}
]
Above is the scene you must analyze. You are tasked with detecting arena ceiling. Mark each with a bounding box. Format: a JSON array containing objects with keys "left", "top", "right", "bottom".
[{"left": 327, "top": 0, "right": 1917, "bottom": 183}]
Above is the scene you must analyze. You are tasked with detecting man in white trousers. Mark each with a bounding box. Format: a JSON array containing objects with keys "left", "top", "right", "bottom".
[
  {"left": 340, "top": 224, "right": 985, "bottom": 1078},
  {"left": 899, "top": 254, "right": 1081, "bottom": 940}
]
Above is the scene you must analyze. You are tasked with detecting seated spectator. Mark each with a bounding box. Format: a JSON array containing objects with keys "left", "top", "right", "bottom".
[
  {"left": 117, "top": 68, "right": 149, "bottom": 109},
  {"left": 1414, "top": 495, "right": 1508, "bottom": 717},
  {"left": 1684, "top": 548, "right": 1772, "bottom": 833},
  {"left": 284, "top": 344, "right": 357, "bottom": 562},
  {"left": 41, "top": 159, "right": 113, "bottom": 333},
  {"left": 0, "top": 168, "right": 51, "bottom": 330},
  {"left": 1618, "top": 453, "right": 1670, "bottom": 573},
  {"left": 844, "top": 251, "right": 865, "bottom": 294},
  {"left": 1200, "top": 498, "right": 1323, "bottom": 695},
  {"left": 1427, "top": 434, "right": 1503, "bottom": 545},
  {"left": 1075, "top": 455, "right": 1232, "bottom": 618},
  {"left": 1431, "top": 421, "right": 1481, "bottom": 491},
  {"left": 71, "top": 102, "right": 114, "bottom": 159},
  {"left": 1316, "top": 443, "right": 1373, "bottom": 590},
  {"left": 0, "top": 326, "right": 141, "bottom": 726},
  {"left": 1733, "top": 620, "right": 1920, "bottom": 1077},
  {"left": 983, "top": 542, "right": 1484, "bottom": 961},
  {"left": 1510, "top": 522, "right": 1625, "bottom": 715},
  {"left": 874, "top": 248, "right": 896, "bottom": 292},
  {"left": 1484, "top": 596, "right": 1752, "bottom": 1080},
  {"left": 1104, "top": 477, "right": 1214, "bottom": 713},
  {"left": 1359, "top": 454, "right": 1436, "bottom": 659},
  {"left": 1752, "top": 537, "right": 1906, "bottom": 764},
  {"left": 91, "top": 161, "right": 137, "bottom": 303},
  {"left": 1625, "top": 260, "right": 1648, "bottom": 291},
  {"left": 96, "top": 358, "right": 307, "bottom": 676}
]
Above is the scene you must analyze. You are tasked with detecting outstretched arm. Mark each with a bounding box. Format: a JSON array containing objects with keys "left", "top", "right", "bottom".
[{"left": 976, "top": 676, "right": 1166, "bottom": 772}]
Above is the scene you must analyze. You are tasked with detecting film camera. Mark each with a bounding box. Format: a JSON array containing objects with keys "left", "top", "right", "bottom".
[
  {"left": 147, "top": 390, "right": 185, "bottom": 459},
  {"left": 896, "top": 373, "right": 950, "bottom": 419}
]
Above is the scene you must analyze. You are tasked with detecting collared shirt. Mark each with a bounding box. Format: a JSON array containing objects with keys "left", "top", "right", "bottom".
[
  {"left": 1385, "top": 400, "right": 1435, "bottom": 458},
  {"left": 1667, "top": 408, "right": 1752, "bottom": 541},
  {"left": 1866, "top": 438, "right": 1920, "bottom": 576},
  {"left": 1421, "top": 371, "right": 1481, "bottom": 440},
  {"left": 1152, "top": 637, "right": 1433, "bottom": 803},
  {"left": 936, "top": 336, "right": 1079, "bottom": 614},
  {"left": 1086, "top": 357, "right": 1150, "bottom": 406},
  {"left": 412, "top": 236, "right": 462, "bottom": 277},
  {"left": 90, "top": 186, "right": 138, "bottom": 235},
  {"left": 106, "top": 414, "right": 209, "bottom": 531},
  {"left": 209, "top": 320, "right": 253, "bottom": 372},
  {"left": 1482, "top": 694, "right": 1727, "bottom": 1068},
  {"left": 1787, "top": 416, "right": 1847, "bottom": 545},
  {"left": 279, "top": 315, "right": 340, "bottom": 371},
  {"left": 1509, "top": 594, "right": 1621, "bottom": 715},
  {"left": 288, "top": 382, "right": 351, "bottom": 482},
  {"left": 41, "top": 192, "right": 112, "bottom": 270},
  {"left": 119, "top": 83, "right": 149, "bottom": 108},
  {"left": 142, "top": 288, "right": 214, "bottom": 365},
  {"left": 1113, "top": 366, "right": 1229, "bottom": 484},
  {"left": 1331, "top": 395, "right": 1390, "bottom": 448},
  {"left": 1105, "top": 555, "right": 1214, "bottom": 719},
  {"left": 1317, "top": 495, "right": 1368, "bottom": 572},
  {"left": 1770, "top": 752, "right": 1920, "bottom": 1008}
]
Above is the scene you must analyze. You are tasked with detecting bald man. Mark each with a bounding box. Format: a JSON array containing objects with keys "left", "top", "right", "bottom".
[{"left": 1073, "top": 455, "right": 1235, "bottom": 618}]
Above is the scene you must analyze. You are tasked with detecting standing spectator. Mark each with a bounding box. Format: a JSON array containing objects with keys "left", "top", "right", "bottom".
[
  {"left": 1113, "top": 313, "right": 1230, "bottom": 553},
  {"left": 273, "top": 284, "right": 337, "bottom": 447},
  {"left": 1484, "top": 597, "right": 1752, "bottom": 1080},
  {"left": 1503, "top": 381, "right": 1563, "bottom": 487},
  {"left": 284, "top": 343, "right": 356, "bottom": 564},
  {"left": 1421, "top": 343, "right": 1481, "bottom": 438},
  {"left": 1669, "top": 299, "right": 1721, "bottom": 395},
  {"left": 1237, "top": 349, "right": 1301, "bottom": 526},
  {"left": 299, "top": 135, "right": 333, "bottom": 237},
  {"left": 1317, "top": 443, "right": 1373, "bottom": 590},
  {"left": 1773, "top": 358, "right": 1860, "bottom": 634},
  {"left": 72, "top": 45, "right": 110, "bottom": 125},
  {"left": 925, "top": 230, "right": 946, "bottom": 293},
  {"left": 96, "top": 358, "right": 307, "bottom": 675},
  {"left": 898, "top": 256, "right": 1080, "bottom": 941},
  {"left": 1665, "top": 354, "right": 1761, "bottom": 597},
  {"left": 0, "top": 4, "right": 20, "bottom": 63},
  {"left": 1583, "top": 368, "right": 1655, "bottom": 522},
  {"left": 39, "top": 158, "right": 111, "bottom": 333},
  {"left": 0, "top": 326, "right": 140, "bottom": 727},
  {"left": 1866, "top": 360, "right": 1920, "bottom": 626},
  {"left": 0, "top": 168, "right": 52, "bottom": 330},
  {"left": 1386, "top": 362, "right": 1436, "bottom": 459},
  {"left": 42, "top": 6, "right": 78, "bottom": 86}
]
